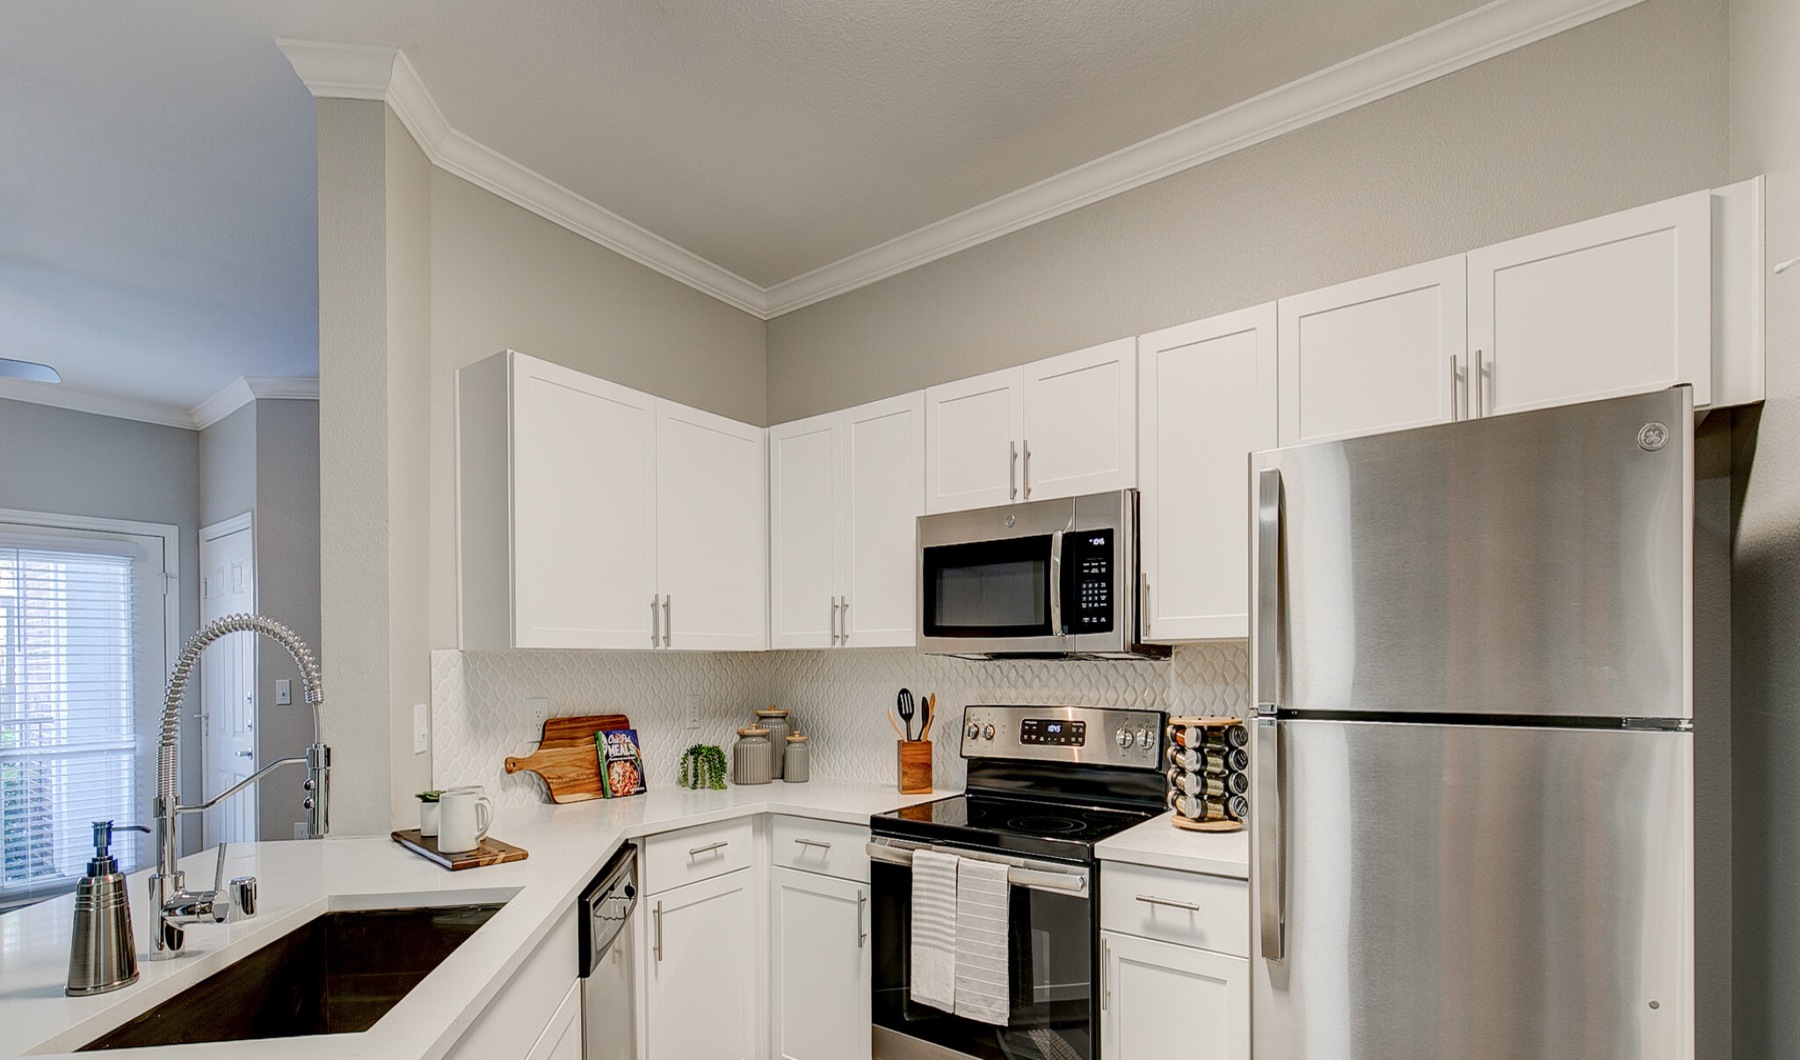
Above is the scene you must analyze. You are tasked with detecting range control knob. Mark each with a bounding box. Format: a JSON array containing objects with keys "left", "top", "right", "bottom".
[
  {"left": 1116, "top": 727, "right": 1132, "bottom": 750},
  {"left": 966, "top": 721, "right": 981, "bottom": 741},
  {"left": 982, "top": 724, "right": 996, "bottom": 741},
  {"left": 1137, "top": 729, "right": 1155, "bottom": 750}
]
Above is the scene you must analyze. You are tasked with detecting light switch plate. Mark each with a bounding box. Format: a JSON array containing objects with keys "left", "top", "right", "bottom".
[
  {"left": 413, "top": 703, "right": 429, "bottom": 754},
  {"left": 275, "top": 679, "right": 291, "bottom": 705}
]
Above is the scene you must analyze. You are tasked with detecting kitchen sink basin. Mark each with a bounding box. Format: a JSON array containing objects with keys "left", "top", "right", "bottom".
[{"left": 80, "top": 902, "right": 506, "bottom": 1050}]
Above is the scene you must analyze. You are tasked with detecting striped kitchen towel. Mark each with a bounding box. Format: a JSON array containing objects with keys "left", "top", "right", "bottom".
[
  {"left": 953, "top": 856, "right": 1012, "bottom": 1026},
  {"left": 909, "top": 849, "right": 960, "bottom": 1013}
]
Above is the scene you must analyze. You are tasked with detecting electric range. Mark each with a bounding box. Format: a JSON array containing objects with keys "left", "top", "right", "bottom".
[{"left": 868, "top": 704, "right": 1166, "bottom": 1060}]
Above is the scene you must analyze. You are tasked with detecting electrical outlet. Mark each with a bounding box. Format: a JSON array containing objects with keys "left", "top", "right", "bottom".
[
  {"left": 275, "top": 679, "right": 291, "bottom": 705},
  {"left": 526, "top": 696, "right": 550, "bottom": 730},
  {"left": 683, "top": 693, "right": 701, "bottom": 730},
  {"left": 292, "top": 822, "right": 307, "bottom": 840},
  {"left": 413, "top": 703, "right": 429, "bottom": 754}
]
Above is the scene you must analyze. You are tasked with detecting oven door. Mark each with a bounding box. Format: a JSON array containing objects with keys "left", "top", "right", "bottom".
[{"left": 869, "top": 840, "right": 1097, "bottom": 1060}]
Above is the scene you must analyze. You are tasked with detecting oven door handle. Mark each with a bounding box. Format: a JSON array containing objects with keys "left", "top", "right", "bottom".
[{"left": 864, "top": 842, "right": 1088, "bottom": 895}]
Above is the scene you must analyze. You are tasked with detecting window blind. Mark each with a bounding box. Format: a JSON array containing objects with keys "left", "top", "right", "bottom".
[{"left": 0, "top": 524, "right": 165, "bottom": 898}]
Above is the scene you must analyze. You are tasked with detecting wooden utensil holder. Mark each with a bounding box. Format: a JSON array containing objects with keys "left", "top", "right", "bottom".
[{"left": 898, "top": 740, "right": 933, "bottom": 794}]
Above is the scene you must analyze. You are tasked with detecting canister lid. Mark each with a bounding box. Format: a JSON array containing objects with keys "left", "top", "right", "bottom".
[
  {"left": 785, "top": 732, "right": 808, "bottom": 742},
  {"left": 756, "top": 707, "right": 789, "bottom": 718},
  {"left": 737, "top": 725, "right": 770, "bottom": 737}
]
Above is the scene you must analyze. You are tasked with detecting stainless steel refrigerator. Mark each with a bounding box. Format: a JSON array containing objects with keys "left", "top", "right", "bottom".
[{"left": 1249, "top": 387, "right": 1695, "bottom": 1060}]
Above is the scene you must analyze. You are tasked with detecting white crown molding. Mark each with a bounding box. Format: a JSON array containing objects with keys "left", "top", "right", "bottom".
[
  {"left": 0, "top": 376, "right": 318, "bottom": 431},
  {"left": 278, "top": 0, "right": 1646, "bottom": 320},
  {"left": 190, "top": 375, "right": 320, "bottom": 430}
]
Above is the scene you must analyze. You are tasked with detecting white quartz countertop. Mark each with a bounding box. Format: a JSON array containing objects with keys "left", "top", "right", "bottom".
[
  {"left": 1094, "top": 811, "right": 1250, "bottom": 879},
  {"left": 1, "top": 778, "right": 935, "bottom": 1060}
]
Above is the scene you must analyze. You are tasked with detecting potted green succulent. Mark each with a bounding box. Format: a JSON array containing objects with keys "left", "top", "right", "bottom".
[
  {"left": 678, "top": 745, "right": 728, "bottom": 790},
  {"left": 416, "top": 790, "right": 444, "bottom": 836}
]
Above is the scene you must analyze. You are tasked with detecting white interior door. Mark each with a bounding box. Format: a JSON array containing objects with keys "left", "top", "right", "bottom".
[
  {"left": 200, "top": 517, "right": 255, "bottom": 846},
  {"left": 1021, "top": 338, "right": 1137, "bottom": 500}
]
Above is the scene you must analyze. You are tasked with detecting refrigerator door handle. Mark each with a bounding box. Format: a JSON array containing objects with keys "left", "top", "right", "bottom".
[
  {"left": 1256, "top": 467, "right": 1282, "bottom": 712},
  {"left": 1256, "top": 715, "right": 1284, "bottom": 962}
]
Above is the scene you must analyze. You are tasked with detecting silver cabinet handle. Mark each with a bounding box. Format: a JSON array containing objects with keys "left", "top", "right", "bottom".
[
  {"left": 1257, "top": 716, "right": 1285, "bottom": 962},
  {"left": 839, "top": 597, "right": 848, "bottom": 644},
  {"left": 689, "top": 840, "right": 728, "bottom": 857},
  {"left": 1135, "top": 894, "right": 1201, "bottom": 912},
  {"left": 1101, "top": 937, "right": 1110, "bottom": 1011},
  {"left": 1255, "top": 468, "right": 1282, "bottom": 713},
  {"left": 1477, "top": 348, "right": 1492, "bottom": 416},
  {"left": 1141, "top": 572, "right": 1151, "bottom": 638},
  {"left": 793, "top": 837, "right": 832, "bottom": 850},
  {"left": 651, "top": 594, "right": 660, "bottom": 647},
  {"left": 1450, "top": 353, "right": 1463, "bottom": 422},
  {"left": 653, "top": 899, "right": 664, "bottom": 963},
  {"left": 662, "top": 596, "right": 672, "bottom": 648},
  {"left": 857, "top": 888, "right": 867, "bottom": 948},
  {"left": 1021, "top": 439, "right": 1031, "bottom": 499},
  {"left": 1048, "top": 529, "right": 1064, "bottom": 636},
  {"left": 830, "top": 596, "right": 840, "bottom": 646},
  {"left": 1008, "top": 441, "right": 1018, "bottom": 500}
]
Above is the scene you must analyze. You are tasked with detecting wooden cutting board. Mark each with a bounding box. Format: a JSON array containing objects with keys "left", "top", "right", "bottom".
[
  {"left": 391, "top": 830, "right": 529, "bottom": 870},
  {"left": 503, "top": 713, "right": 632, "bottom": 803}
]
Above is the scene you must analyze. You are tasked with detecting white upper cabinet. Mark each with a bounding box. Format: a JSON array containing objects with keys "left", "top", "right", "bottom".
[
  {"left": 457, "top": 350, "right": 766, "bottom": 651},
  {"left": 768, "top": 412, "right": 842, "bottom": 649},
  {"left": 924, "top": 366, "right": 1026, "bottom": 513},
  {"left": 925, "top": 339, "right": 1137, "bottom": 514},
  {"left": 841, "top": 394, "right": 925, "bottom": 647},
  {"left": 1468, "top": 190, "right": 1712, "bottom": 416},
  {"left": 769, "top": 393, "right": 923, "bottom": 650},
  {"left": 656, "top": 400, "right": 768, "bottom": 651},
  {"left": 1021, "top": 338, "right": 1138, "bottom": 502},
  {"left": 1276, "top": 255, "right": 1466, "bottom": 447},
  {"left": 459, "top": 352, "right": 660, "bottom": 650},
  {"left": 1138, "top": 305, "right": 1277, "bottom": 643}
]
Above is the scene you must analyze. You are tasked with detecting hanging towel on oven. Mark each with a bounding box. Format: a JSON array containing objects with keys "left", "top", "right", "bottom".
[
  {"left": 953, "top": 856, "right": 1013, "bottom": 1026},
  {"left": 909, "top": 849, "right": 960, "bottom": 1012}
]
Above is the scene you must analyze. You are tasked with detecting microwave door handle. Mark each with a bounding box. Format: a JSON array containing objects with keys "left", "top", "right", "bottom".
[{"left": 1049, "top": 529, "right": 1065, "bottom": 636}]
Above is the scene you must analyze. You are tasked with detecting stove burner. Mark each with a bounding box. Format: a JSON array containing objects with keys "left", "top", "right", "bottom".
[{"left": 1007, "top": 815, "right": 1087, "bottom": 835}]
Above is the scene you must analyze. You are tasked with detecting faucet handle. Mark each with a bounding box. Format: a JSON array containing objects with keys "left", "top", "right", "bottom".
[
  {"left": 212, "top": 841, "right": 229, "bottom": 895},
  {"left": 227, "top": 877, "right": 258, "bottom": 922}
]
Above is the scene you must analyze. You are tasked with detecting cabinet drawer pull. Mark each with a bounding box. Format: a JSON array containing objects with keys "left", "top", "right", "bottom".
[
  {"left": 793, "top": 837, "right": 832, "bottom": 850},
  {"left": 1135, "top": 893, "right": 1202, "bottom": 912},
  {"left": 857, "top": 888, "right": 867, "bottom": 948},
  {"left": 689, "top": 840, "right": 729, "bottom": 858}
]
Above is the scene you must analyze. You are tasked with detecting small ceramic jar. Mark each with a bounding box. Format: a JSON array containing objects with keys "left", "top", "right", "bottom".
[
  {"left": 755, "top": 708, "right": 791, "bottom": 778},
  {"left": 733, "top": 726, "right": 773, "bottom": 785},
  {"left": 782, "top": 733, "right": 810, "bottom": 783}
]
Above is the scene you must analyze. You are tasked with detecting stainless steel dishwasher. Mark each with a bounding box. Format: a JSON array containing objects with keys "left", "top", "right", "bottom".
[{"left": 579, "top": 845, "right": 637, "bottom": 1060}]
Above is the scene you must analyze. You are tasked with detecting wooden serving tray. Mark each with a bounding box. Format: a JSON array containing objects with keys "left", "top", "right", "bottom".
[
  {"left": 503, "top": 713, "right": 633, "bottom": 803},
  {"left": 392, "top": 829, "right": 529, "bottom": 870}
]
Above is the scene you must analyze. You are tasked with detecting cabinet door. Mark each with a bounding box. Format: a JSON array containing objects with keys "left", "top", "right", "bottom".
[
  {"left": 1277, "top": 255, "right": 1465, "bottom": 446},
  {"left": 1138, "top": 305, "right": 1277, "bottom": 642},
  {"left": 523, "top": 979, "right": 582, "bottom": 1060},
  {"left": 511, "top": 355, "right": 659, "bottom": 649},
  {"left": 1021, "top": 338, "right": 1137, "bottom": 501},
  {"left": 1468, "top": 189, "right": 1712, "bottom": 415},
  {"left": 841, "top": 393, "right": 924, "bottom": 648},
  {"left": 646, "top": 869, "right": 758, "bottom": 1060},
  {"left": 768, "top": 412, "right": 841, "bottom": 649},
  {"left": 656, "top": 400, "right": 768, "bottom": 651},
  {"left": 924, "top": 367, "right": 1025, "bottom": 514},
  {"left": 770, "top": 867, "right": 871, "bottom": 1060},
  {"left": 1101, "top": 931, "right": 1249, "bottom": 1060}
]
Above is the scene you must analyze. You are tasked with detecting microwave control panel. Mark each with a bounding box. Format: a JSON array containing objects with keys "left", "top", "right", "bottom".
[{"left": 1066, "top": 529, "right": 1115, "bottom": 633}]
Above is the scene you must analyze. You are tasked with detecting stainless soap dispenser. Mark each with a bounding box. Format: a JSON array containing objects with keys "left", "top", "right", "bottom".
[{"left": 66, "top": 820, "right": 149, "bottom": 996}]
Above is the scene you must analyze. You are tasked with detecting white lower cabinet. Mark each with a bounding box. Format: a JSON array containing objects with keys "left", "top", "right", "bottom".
[
  {"left": 525, "top": 979, "right": 583, "bottom": 1060},
  {"left": 644, "top": 867, "right": 760, "bottom": 1060},
  {"left": 770, "top": 866, "right": 871, "bottom": 1060},
  {"left": 1101, "top": 931, "right": 1249, "bottom": 1060}
]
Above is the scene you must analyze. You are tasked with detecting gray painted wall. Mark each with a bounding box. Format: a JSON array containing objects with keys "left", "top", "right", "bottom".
[
  {"left": 0, "top": 397, "right": 203, "bottom": 852},
  {"left": 199, "top": 402, "right": 256, "bottom": 527},
  {"left": 1727, "top": 0, "right": 1800, "bottom": 1055},
  {"left": 763, "top": 0, "right": 1730, "bottom": 422}
]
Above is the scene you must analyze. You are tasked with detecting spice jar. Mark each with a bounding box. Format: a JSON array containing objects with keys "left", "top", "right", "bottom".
[
  {"left": 733, "top": 726, "right": 773, "bottom": 785},
  {"left": 755, "top": 707, "right": 792, "bottom": 778},
  {"left": 782, "top": 733, "right": 810, "bottom": 783}
]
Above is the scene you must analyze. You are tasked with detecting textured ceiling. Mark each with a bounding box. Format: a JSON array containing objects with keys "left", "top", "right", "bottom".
[{"left": 1, "top": 0, "right": 1493, "bottom": 409}]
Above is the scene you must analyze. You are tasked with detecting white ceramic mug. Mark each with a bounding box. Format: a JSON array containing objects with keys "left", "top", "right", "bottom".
[{"left": 438, "top": 788, "right": 493, "bottom": 854}]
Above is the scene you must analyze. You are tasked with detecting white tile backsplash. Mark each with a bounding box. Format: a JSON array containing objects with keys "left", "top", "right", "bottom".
[{"left": 432, "top": 644, "right": 1249, "bottom": 808}]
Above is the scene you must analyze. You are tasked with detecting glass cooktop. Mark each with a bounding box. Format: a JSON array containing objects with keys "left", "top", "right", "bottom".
[{"left": 871, "top": 794, "right": 1157, "bottom": 863}]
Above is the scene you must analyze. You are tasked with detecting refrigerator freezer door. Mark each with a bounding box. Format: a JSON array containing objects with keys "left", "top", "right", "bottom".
[
  {"left": 1251, "top": 386, "right": 1693, "bottom": 720},
  {"left": 1250, "top": 719, "right": 1693, "bottom": 1060}
]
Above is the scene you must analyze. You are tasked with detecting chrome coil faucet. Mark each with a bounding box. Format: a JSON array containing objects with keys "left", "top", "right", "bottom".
[{"left": 146, "top": 613, "right": 329, "bottom": 959}]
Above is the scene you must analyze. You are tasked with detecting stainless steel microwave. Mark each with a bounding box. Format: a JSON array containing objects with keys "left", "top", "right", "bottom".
[{"left": 916, "top": 489, "right": 1167, "bottom": 659}]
